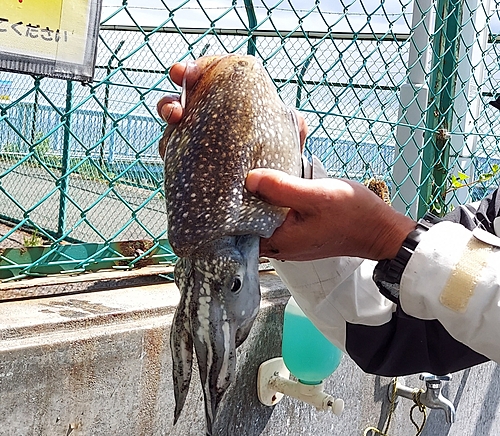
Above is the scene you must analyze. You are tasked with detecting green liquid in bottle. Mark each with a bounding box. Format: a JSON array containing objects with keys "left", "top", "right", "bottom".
[{"left": 282, "top": 297, "right": 342, "bottom": 385}]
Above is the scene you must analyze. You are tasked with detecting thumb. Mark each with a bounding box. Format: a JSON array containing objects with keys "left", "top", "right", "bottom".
[{"left": 245, "top": 168, "right": 315, "bottom": 212}]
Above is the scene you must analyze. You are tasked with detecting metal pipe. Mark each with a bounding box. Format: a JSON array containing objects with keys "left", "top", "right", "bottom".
[
  {"left": 57, "top": 80, "right": 73, "bottom": 239},
  {"left": 99, "top": 25, "right": 410, "bottom": 41},
  {"left": 419, "top": 0, "right": 465, "bottom": 216},
  {"left": 101, "top": 40, "right": 125, "bottom": 170},
  {"left": 30, "top": 77, "right": 40, "bottom": 144},
  {"left": 296, "top": 53, "right": 313, "bottom": 109},
  {"left": 446, "top": 0, "right": 492, "bottom": 207},
  {"left": 244, "top": 0, "right": 257, "bottom": 56},
  {"left": 268, "top": 375, "right": 344, "bottom": 415}
]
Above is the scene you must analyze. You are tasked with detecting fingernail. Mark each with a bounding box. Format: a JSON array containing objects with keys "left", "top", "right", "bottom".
[
  {"left": 181, "top": 60, "right": 197, "bottom": 81},
  {"left": 163, "top": 101, "right": 178, "bottom": 123},
  {"left": 245, "top": 170, "right": 261, "bottom": 193}
]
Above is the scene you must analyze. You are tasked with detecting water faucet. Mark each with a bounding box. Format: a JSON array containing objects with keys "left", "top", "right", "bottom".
[
  {"left": 418, "top": 373, "right": 455, "bottom": 423},
  {"left": 389, "top": 373, "right": 456, "bottom": 424}
]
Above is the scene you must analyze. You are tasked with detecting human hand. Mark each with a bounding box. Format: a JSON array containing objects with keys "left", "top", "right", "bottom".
[
  {"left": 245, "top": 169, "right": 416, "bottom": 261},
  {"left": 156, "top": 56, "right": 308, "bottom": 154}
]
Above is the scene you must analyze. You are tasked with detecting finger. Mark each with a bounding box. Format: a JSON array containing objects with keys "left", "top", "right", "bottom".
[
  {"left": 170, "top": 56, "right": 225, "bottom": 88},
  {"left": 259, "top": 237, "right": 278, "bottom": 257},
  {"left": 170, "top": 57, "right": 220, "bottom": 89},
  {"left": 162, "top": 101, "right": 183, "bottom": 124},
  {"left": 157, "top": 94, "right": 178, "bottom": 115},
  {"left": 157, "top": 95, "right": 184, "bottom": 124},
  {"left": 169, "top": 61, "right": 198, "bottom": 89},
  {"left": 245, "top": 168, "right": 317, "bottom": 213},
  {"left": 260, "top": 230, "right": 294, "bottom": 258}
]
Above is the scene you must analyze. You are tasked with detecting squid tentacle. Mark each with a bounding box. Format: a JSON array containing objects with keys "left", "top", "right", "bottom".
[{"left": 170, "top": 259, "right": 194, "bottom": 424}]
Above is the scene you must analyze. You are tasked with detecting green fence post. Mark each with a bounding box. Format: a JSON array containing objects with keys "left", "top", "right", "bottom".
[
  {"left": 442, "top": 0, "right": 492, "bottom": 208},
  {"left": 30, "top": 78, "right": 40, "bottom": 144},
  {"left": 244, "top": 0, "right": 257, "bottom": 56},
  {"left": 101, "top": 40, "right": 125, "bottom": 169},
  {"left": 57, "top": 80, "right": 73, "bottom": 239},
  {"left": 419, "top": 0, "right": 465, "bottom": 217},
  {"left": 296, "top": 54, "right": 312, "bottom": 109}
]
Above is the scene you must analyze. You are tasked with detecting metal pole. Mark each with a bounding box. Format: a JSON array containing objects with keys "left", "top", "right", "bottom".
[
  {"left": 244, "top": 0, "right": 257, "bottom": 56},
  {"left": 101, "top": 40, "right": 124, "bottom": 169},
  {"left": 449, "top": 0, "right": 492, "bottom": 206},
  {"left": 296, "top": 54, "right": 312, "bottom": 109},
  {"left": 199, "top": 43, "right": 210, "bottom": 57},
  {"left": 419, "top": 0, "right": 464, "bottom": 216},
  {"left": 57, "top": 80, "right": 73, "bottom": 239},
  {"left": 392, "top": 0, "right": 434, "bottom": 218},
  {"left": 30, "top": 77, "right": 40, "bottom": 144}
]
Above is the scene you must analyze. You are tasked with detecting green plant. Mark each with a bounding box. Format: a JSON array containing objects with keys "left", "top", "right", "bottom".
[
  {"left": 23, "top": 229, "right": 43, "bottom": 247},
  {"left": 2, "top": 142, "right": 21, "bottom": 153},
  {"left": 448, "top": 164, "right": 500, "bottom": 192},
  {"left": 70, "top": 158, "right": 115, "bottom": 181},
  {"left": 430, "top": 164, "right": 500, "bottom": 215}
]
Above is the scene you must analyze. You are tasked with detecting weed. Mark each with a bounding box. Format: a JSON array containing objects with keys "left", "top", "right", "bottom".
[{"left": 23, "top": 229, "right": 43, "bottom": 247}]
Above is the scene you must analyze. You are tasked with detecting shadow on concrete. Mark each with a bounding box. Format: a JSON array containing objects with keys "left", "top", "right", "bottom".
[
  {"left": 474, "top": 364, "right": 500, "bottom": 436},
  {"left": 213, "top": 305, "right": 284, "bottom": 436},
  {"left": 371, "top": 376, "right": 397, "bottom": 433}
]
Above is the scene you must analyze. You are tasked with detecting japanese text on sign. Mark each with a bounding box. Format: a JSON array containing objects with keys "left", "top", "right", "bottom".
[
  {"left": 0, "top": 0, "right": 102, "bottom": 82},
  {"left": 0, "top": 18, "right": 69, "bottom": 43}
]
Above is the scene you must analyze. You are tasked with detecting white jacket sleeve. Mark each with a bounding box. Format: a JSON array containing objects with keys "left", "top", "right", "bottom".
[
  {"left": 272, "top": 222, "right": 497, "bottom": 374},
  {"left": 400, "top": 220, "right": 500, "bottom": 362},
  {"left": 271, "top": 256, "right": 394, "bottom": 351}
]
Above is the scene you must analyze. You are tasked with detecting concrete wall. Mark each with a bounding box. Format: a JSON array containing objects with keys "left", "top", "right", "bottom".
[{"left": 0, "top": 271, "right": 499, "bottom": 435}]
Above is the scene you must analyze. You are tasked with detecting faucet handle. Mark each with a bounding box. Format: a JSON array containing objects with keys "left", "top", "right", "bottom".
[{"left": 419, "top": 373, "right": 452, "bottom": 383}]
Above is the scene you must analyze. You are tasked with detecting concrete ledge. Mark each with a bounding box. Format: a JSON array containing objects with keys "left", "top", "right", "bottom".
[
  {"left": 1, "top": 271, "right": 499, "bottom": 435},
  {"left": 0, "top": 271, "right": 292, "bottom": 435}
]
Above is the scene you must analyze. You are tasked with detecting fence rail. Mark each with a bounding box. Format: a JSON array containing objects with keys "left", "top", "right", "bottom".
[{"left": 1, "top": 0, "right": 500, "bottom": 281}]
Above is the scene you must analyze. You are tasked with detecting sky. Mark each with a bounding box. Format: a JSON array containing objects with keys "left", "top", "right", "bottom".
[
  {"left": 100, "top": 0, "right": 417, "bottom": 34},
  {"left": 99, "top": 0, "right": 500, "bottom": 37}
]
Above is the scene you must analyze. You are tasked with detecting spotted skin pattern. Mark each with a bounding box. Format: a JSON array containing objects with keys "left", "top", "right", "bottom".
[
  {"left": 162, "top": 55, "right": 301, "bottom": 435},
  {"left": 162, "top": 55, "right": 301, "bottom": 257}
]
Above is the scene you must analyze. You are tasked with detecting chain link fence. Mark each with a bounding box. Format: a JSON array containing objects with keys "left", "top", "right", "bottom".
[{"left": 1, "top": 0, "right": 500, "bottom": 281}]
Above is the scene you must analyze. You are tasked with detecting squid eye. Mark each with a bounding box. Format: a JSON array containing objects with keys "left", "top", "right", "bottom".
[{"left": 230, "top": 277, "right": 242, "bottom": 293}]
